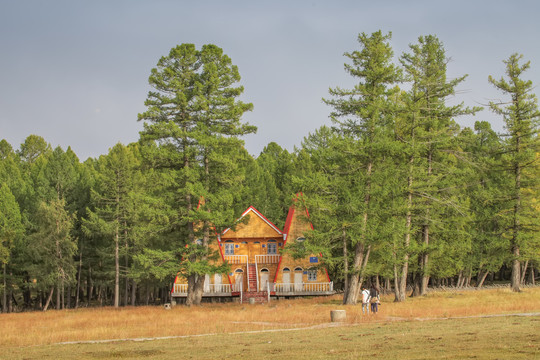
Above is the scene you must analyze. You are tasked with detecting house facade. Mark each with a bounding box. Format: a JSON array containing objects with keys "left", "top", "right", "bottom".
[{"left": 171, "top": 197, "right": 333, "bottom": 302}]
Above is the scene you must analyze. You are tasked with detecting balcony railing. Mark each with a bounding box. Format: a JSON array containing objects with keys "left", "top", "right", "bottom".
[
  {"left": 255, "top": 254, "right": 280, "bottom": 264},
  {"left": 223, "top": 255, "right": 248, "bottom": 264}
]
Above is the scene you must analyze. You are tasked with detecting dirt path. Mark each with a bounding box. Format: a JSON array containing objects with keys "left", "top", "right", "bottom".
[{"left": 54, "top": 311, "right": 540, "bottom": 346}]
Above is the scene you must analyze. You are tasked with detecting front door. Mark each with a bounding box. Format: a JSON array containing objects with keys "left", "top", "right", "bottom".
[
  {"left": 214, "top": 273, "right": 222, "bottom": 292},
  {"left": 294, "top": 270, "right": 303, "bottom": 292},
  {"left": 282, "top": 270, "right": 291, "bottom": 292},
  {"left": 260, "top": 270, "right": 269, "bottom": 291},
  {"left": 234, "top": 270, "right": 244, "bottom": 292}
]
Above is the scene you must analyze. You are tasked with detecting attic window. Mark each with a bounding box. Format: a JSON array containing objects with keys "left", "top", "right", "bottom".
[{"left": 296, "top": 237, "right": 306, "bottom": 243}]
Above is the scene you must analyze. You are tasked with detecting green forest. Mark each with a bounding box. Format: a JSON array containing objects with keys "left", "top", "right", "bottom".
[{"left": 1, "top": 32, "right": 538, "bottom": 311}]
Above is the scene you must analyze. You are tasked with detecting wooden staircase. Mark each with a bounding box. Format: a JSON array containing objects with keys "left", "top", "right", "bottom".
[
  {"left": 247, "top": 263, "right": 257, "bottom": 291},
  {"left": 243, "top": 264, "right": 268, "bottom": 303}
]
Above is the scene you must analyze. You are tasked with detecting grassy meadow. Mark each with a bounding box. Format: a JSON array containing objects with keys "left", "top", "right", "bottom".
[{"left": 1, "top": 288, "right": 539, "bottom": 359}]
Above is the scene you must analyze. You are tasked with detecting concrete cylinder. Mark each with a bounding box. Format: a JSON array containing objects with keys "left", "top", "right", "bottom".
[{"left": 330, "top": 310, "right": 346, "bottom": 322}]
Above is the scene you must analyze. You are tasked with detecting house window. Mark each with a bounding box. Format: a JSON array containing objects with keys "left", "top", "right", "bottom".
[
  {"left": 296, "top": 237, "right": 306, "bottom": 243},
  {"left": 267, "top": 240, "right": 277, "bottom": 254},
  {"left": 225, "top": 241, "right": 234, "bottom": 255},
  {"left": 307, "top": 269, "right": 317, "bottom": 282}
]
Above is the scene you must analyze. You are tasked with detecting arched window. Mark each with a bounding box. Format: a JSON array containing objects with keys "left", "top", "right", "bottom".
[
  {"left": 282, "top": 267, "right": 290, "bottom": 272},
  {"left": 260, "top": 268, "right": 269, "bottom": 273},
  {"left": 296, "top": 237, "right": 306, "bottom": 243},
  {"left": 294, "top": 267, "right": 303, "bottom": 272},
  {"left": 235, "top": 268, "right": 244, "bottom": 273}
]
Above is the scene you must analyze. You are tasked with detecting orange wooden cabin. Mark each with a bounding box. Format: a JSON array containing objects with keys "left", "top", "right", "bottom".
[{"left": 171, "top": 196, "right": 333, "bottom": 303}]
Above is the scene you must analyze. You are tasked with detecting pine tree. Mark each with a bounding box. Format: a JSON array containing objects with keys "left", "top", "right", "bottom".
[{"left": 138, "top": 44, "right": 256, "bottom": 305}]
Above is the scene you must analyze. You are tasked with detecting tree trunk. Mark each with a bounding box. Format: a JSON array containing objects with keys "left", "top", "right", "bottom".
[
  {"left": 56, "top": 283, "right": 60, "bottom": 310},
  {"left": 420, "top": 225, "right": 430, "bottom": 295},
  {"left": 75, "top": 250, "right": 82, "bottom": 309},
  {"left": 344, "top": 160, "right": 372, "bottom": 305},
  {"left": 477, "top": 271, "right": 489, "bottom": 288},
  {"left": 124, "top": 226, "right": 129, "bottom": 307},
  {"left": 396, "top": 152, "right": 414, "bottom": 302},
  {"left": 520, "top": 260, "right": 529, "bottom": 285},
  {"left": 342, "top": 229, "right": 349, "bottom": 302},
  {"left": 511, "top": 246, "right": 521, "bottom": 292},
  {"left": 130, "top": 279, "right": 137, "bottom": 306},
  {"left": 114, "top": 222, "right": 120, "bottom": 308},
  {"left": 43, "top": 287, "right": 55, "bottom": 312},
  {"left": 343, "top": 242, "right": 369, "bottom": 305},
  {"left": 2, "top": 264, "right": 6, "bottom": 313},
  {"left": 510, "top": 141, "right": 521, "bottom": 292},
  {"left": 87, "top": 264, "right": 93, "bottom": 306}
]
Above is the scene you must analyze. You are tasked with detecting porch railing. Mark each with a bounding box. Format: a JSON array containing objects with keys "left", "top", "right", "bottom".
[
  {"left": 274, "top": 281, "right": 333, "bottom": 293},
  {"left": 223, "top": 255, "right": 248, "bottom": 264},
  {"left": 172, "top": 283, "right": 232, "bottom": 295}
]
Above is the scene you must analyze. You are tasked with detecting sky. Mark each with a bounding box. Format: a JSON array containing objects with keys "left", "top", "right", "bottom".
[{"left": 1, "top": 0, "right": 540, "bottom": 161}]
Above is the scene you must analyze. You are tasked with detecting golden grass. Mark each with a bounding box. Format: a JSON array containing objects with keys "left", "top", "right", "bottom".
[{"left": 1, "top": 287, "right": 539, "bottom": 352}]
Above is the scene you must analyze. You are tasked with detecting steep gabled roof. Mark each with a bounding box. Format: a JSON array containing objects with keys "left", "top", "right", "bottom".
[
  {"left": 222, "top": 206, "right": 282, "bottom": 237},
  {"left": 275, "top": 193, "right": 330, "bottom": 283}
]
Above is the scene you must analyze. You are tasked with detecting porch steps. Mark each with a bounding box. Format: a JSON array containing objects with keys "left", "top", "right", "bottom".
[
  {"left": 242, "top": 291, "right": 268, "bottom": 304},
  {"left": 247, "top": 263, "right": 257, "bottom": 291}
]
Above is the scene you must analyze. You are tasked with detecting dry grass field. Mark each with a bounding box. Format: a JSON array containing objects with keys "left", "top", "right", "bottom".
[{"left": 1, "top": 287, "right": 539, "bottom": 359}]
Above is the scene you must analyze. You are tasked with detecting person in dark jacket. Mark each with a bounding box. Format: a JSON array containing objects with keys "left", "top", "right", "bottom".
[{"left": 370, "top": 285, "right": 380, "bottom": 313}]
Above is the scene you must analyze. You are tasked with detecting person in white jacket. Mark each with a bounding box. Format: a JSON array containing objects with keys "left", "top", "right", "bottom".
[{"left": 361, "top": 286, "right": 371, "bottom": 314}]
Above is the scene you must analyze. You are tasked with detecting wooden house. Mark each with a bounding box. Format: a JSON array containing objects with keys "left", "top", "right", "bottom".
[{"left": 171, "top": 196, "right": 333, "bottom": 303}]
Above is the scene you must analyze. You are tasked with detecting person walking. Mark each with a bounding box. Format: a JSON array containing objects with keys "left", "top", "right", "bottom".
[
  {"left": 361, "top": 286, "right": 371, "bottom": 314},
  {"left": 370, "top": 285, "right": 380, "bottom": 313}
]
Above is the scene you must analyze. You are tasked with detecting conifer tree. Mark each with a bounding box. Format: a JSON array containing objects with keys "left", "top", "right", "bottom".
[
  {"left": 489, "top": 54, "right": 540, "bottom": 292},
  {"left": 138, "top": 44, "right": 255, "bottom": 305},
  {"left": 0, "top": 184, "right": 23, "bottom": 313},
  {"left": 396, "top": 35, "right": 479, "bottom": 300},
  {"left": 323, "top": 31, "right": 401, "bottom": 304}
]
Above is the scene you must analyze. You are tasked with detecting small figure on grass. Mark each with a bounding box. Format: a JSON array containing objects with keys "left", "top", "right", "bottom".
[
  {"left": 361, "top": 286, "right": 371, "bottom": 314},
  {"left": 370, "top": 285, "right": 380, "bottom": 314}
]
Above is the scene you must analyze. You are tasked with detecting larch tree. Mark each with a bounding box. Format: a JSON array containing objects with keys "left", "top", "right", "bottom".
[
  {"left": 0, "top": 184, "right": 24, "bottom": 313},
  {"left": 488, "top": 53, "right": 540, "bottom": 292},
  {"left": 396, "top": 35, "right": 479, "bottom": 300},
  {"left": 138, "top": 44, "right": 256, "bottom": 306},
  {"left": 323, "top": 31, "right": 401, "bottom": 304},
  {"left": 83, "top": 143, "right": 141, "bottom": 308}
]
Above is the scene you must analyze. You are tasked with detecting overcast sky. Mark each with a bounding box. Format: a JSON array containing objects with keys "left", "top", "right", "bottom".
[{"left": 1, "top": 0, "right": 539, "bottom": 161}]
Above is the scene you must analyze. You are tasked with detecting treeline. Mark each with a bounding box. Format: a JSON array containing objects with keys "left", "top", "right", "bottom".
[{"left": 1, "top": 32, "right": 538, "bottom": 311}]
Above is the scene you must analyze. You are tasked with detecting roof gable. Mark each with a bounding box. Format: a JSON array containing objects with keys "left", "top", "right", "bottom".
[{"left": 222, "top": 206, "right": 282, "bottom": 239}]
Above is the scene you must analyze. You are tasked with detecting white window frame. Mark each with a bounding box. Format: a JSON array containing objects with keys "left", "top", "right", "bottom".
[
  {"left": 307, "top": 269, "right": 317, "bottom": 282},
  {"left": 225, "top": 242, "right": 235, "bottom": 255}
]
